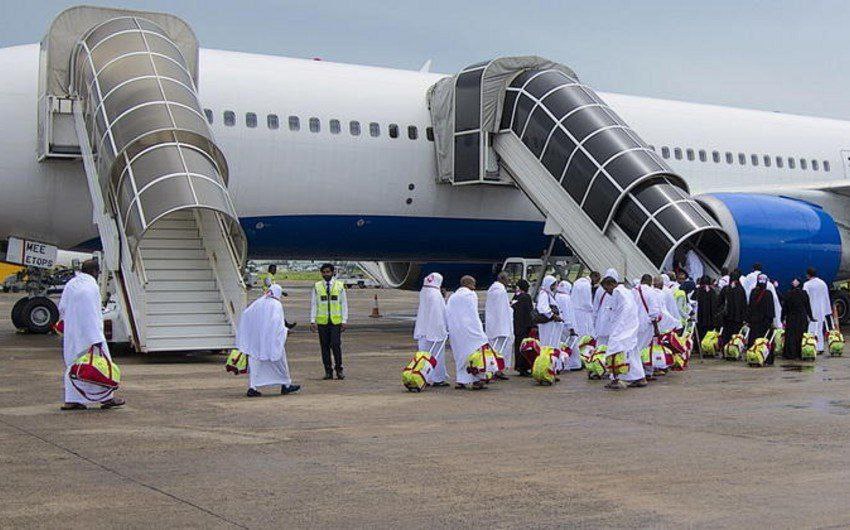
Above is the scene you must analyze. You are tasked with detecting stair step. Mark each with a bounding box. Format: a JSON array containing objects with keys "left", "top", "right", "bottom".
[
  {"left": 146, "top": 269, "right": 215, "bottom": 281},
  {"left": 145, "top": 335, "right": 235, "bottom": 352},
  {"left": 145, "top": 280, "right": 217, "bottom": 291},
  {"left": 149, "top": 219, "right": 197, "bottom": 230},
  {"left": 164, "top": 210, "right": 195, "bottom": 221},
  {"left": 140, "top": 248, "right": 208, "bottom": 260},
  {"left": 147, "top": 290, "right": 222, "bottom": 303},
  {"left": 144, "top": 258, "right": 211, "bottom": 270},
  {"left": 139, "top": 238, "right": 203, "bottom": 250},
  {"left": 147, "top": 301, "right": 225, "bottom": 314},
  {"left": 148, "top": 312, "right": 228, "bottom": 326},
  {"left": 148, "top": 323, "right": 234, "bottom": 339},
  {"left": 144, "top": 229, "right": 200, "bottom": 240}
]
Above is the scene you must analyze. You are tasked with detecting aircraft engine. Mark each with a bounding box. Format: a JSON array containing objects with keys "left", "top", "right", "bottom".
[{"left": 374, "top": 262, "right": 499, "bottom": 290}]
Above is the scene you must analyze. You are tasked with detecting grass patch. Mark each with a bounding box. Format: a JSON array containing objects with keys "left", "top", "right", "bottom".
[{"left": 275, "top": 271, "right": 322, "bottom": 281}]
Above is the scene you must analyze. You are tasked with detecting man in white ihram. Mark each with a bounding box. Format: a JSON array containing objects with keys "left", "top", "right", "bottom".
[
  {"left": 446, "top": 275, "right": 489, "bottom": 390},
  {"left": 485, "top": 272, "right": 514, "bottom": 380},
  {"left": 237, "top": 284, "right": 301, "bottom": 397},
  {"left": 599, "top": 275, "right": 641, "bottom": 390},
  {"left": 804, "top": 267, "right": 832, "bottom": 353},
  {"left": 58, "top": 259, "right": 124, "bottom": 410},
  {"left": 555, "top": 280, "right": 581, "bottom": 371},
  {"left": 413, "top": 272, "right": 450, "bottom": 387},
  {"left": 593, "top": 268, "right": 619, "bottom": 345}
]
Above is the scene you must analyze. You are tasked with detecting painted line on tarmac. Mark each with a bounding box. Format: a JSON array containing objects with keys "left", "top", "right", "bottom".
[{"left": 0, "top": 416, "right": 249, "bottom": 529}]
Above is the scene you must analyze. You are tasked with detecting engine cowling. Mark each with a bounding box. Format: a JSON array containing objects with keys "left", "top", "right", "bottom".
[
  {"left": 373, "top": 262, "right": 500, "bottom": 290},
  {"left": 695, "top": 193, "right": 843, "bottom": 288}
]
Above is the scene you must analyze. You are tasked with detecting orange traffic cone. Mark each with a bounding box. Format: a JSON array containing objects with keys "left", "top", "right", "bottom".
[{"left": 370, "top": 294, "right": 382, "bottom": 318}]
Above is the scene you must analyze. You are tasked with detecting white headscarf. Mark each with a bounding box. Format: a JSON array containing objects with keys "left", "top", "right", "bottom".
[
  {"left": 414, "top": 273, "right": 448, "bottom": 341},
  {"left": 485, "top": 278, "right": 513, "bottom": 339},
  {"left": 236, "top": 285, "right": 286, "bottom": 362},
  {"left": 571, "top": 277, "right": 593, "bottom": 312},
  {"left": 603, "top": 268, "right": 620, "bottom": 282},
  {"left": 536, "top": 275, "right": 558, "bottom": 315},
  {"left": 555, "top": 281, "right": 575, "bottom": 329},
  {"left": 58, "top": 272, "right": 106, "bottom": 364},
  {"left": 557, "top": 280, "right": 572, "bottom": 295},
  {"left": 446, "top": 287, "right": 488, "bottom": 358},
  {"left": 606, "top": 285, "right": 640, "bottom": 354}
]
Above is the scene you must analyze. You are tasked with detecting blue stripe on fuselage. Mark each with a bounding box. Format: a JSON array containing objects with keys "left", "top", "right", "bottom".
[{"left": 73, "top": 214, "right": 561, "bottom": 262}]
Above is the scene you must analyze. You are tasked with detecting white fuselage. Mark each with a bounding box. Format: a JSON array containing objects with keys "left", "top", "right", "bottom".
[{"left": 1, "top": 43, "right": 849, "bottom": 261}]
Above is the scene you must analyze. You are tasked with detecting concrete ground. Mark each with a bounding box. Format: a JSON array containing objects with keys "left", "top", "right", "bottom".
[{"left": 2, "top": 285, "right": 850, "bottom": 529}]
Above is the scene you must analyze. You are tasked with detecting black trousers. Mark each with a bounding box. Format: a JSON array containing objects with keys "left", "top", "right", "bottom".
[
  {"left": 318, "top": 324, "right": 343, "bottom": 371},
  {"left": 514, "top": 326, "right": 532, "bottom": 372}
]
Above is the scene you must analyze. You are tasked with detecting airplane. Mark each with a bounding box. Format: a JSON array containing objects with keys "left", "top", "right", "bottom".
[{"left": 1, "top": 5, "right": 848, "bottom": 350}]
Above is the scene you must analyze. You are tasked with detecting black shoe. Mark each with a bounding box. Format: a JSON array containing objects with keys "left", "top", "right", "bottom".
[
  {"left": 335, "top": 367, "right": 345, "bottom": 380},
  {"left": 60, "top": 403, "right": 87, "bottom": 411},
  {"left": 100, "top": 397, "right": 126, "bottom": 409},
  {"left": 432, "top": 381, "right": 450, "bottom": 387},
  {"left": 281, "top": 384, "right": 301, "bottom": 395},
  {"left": 285, "top": 320, "right": 297, "bottom": 330},
  {"left": 323, "top": 371, "right": 333, "bottom": 380},
  {"left": 247, "top": 388, "right": 262, "bottom": 397}
]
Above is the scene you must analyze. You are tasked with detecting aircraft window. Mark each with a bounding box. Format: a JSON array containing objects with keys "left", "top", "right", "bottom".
[
  {"left": 330, "top": 119, "right": 341, "bottom": 134},
  {"left": 224, "top": 110, "right": 235, "bottom": 126},
  {"left": 763, "top": 155, "right": 771, "bottom": 167},
  {"left": 788, "top": 157, "right": 796, "bottom": 169},
  {"left": 389, "top": 124, "right": 399, "bottom": 139},
  {"left": 725, "top": 152, "right": 733, "bottom": 164},
  {"left": 686, "top": 148, "right": 695, "bottom": 161},
  {"left": 751, "top": 154, "right": 758, "bottom": 166},
  {"left": 350, "top": 120, "right": 361, "bottom": 136},
  {"left": 674, "top": 147, "right": 682, "bottom": 160},
  {"left": 661, "top": 146, "right": 670, "bottom": 159},
  {"left": 369, "top": 122, "right": 380, "bottom": 137},
  {"left": 824, "top": 160, "right": 830, "bottom": 172},
  {"left": 267, "top": 114, "right": 279, "bottom": 129},
  {"left": 204, "top": 108, "right": 213, "bottom": 124},
  {"left": 800, "top": 159, "right": 807, "bottom": 170},
  {"left": 776, "top": 156, "right": 783, "bottom": 168},
  {"left": 426, "top": 126, "right": 435, "bottom": 141},
  {"left": 309, "top": 117, "right": 320, "bottom": 133},
  {"left": 738, "top": 153, "right": 746, "bottom": 165},
  {"left": 408, "top": 126, "right": 418, "bottom": 140},
  {"left": 288, "top": 116, "right": 300, "bottom": 131},
  {"left": 246, "top": 112, "right": 257, "bottom": 128},
  {"left": 698, "top": 150, "right": 707, "bottom": 162},
  {"left": 812, "top": 160, "right": 819, "bottom": 171},
  {"left": 712, "top": 151, "right": 720, "bottom": 163}
]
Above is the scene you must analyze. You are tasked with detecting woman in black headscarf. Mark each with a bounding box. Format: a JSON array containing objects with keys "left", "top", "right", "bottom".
[
  {"left": 512, "top": 279, "right": 534, "bottom": 376},
  {"left": 746, "top": 274, "right": 776, "bottom": 350},
  {"left": 782, "top": 277, "right": 813, "bottom": 359},
  {"left": 692, "top": 275, "right": 719, "bottom": 350},
  {"left": 718, "top": 270, "right": 747, "bottom": 346}
]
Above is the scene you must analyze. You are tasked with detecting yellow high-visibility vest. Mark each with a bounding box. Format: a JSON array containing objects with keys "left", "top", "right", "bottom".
[{"left": 315, "top": 280, "right": 344, "bottom": 325}]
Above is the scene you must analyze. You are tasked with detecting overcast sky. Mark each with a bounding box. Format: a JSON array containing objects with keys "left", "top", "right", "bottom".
[{"left": 3, "top": 0, "right": 848, "bottom": 119}]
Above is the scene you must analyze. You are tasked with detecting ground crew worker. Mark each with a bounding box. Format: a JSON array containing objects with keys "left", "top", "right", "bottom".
[
  {"left": 310, "top": 263, "right": 348, "bottom": 380},
  {"left": 261, "top": 264, "right": 277, "bottom": 292}
]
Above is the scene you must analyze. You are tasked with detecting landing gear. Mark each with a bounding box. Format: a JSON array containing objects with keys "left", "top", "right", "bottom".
[
  {"left": 832, "top": 289, "right": 850, "bottom": 325},
  {"left": 10, "top": 296, "right": 59, "bottom": 333}
]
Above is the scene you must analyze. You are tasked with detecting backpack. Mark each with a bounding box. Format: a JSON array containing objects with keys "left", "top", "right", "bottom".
[
  {"left": 402, "top": 351, "right": 438, "bottom": 392},
  {"left": 532, "top": 346, "right": 558, "bottom": 385},
  {"left": 801, "top": 333, "right": 818, "bottom": 361},
  {"left": 69, "top": 344, "right": 121, "bottom": 401}
]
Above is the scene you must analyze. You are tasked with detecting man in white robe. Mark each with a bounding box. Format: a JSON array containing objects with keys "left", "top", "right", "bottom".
[
  {"left": 414, "top": 272, "right": 449, "bottom": 386},
  {"left": 743, "top": 264, "right": 783, "bottom": 329},
  {"left": 237, "top": 285, "right": 300, "bottom": 397},
  {"left": 804, "top": 267, "right": 832, "bottom": 353},
  {"left": 57, "top": 259, "right": 124, "bottom": 410},
  {"left": 600, "top": 276, "right": 641, "bottom": 390},
  {"left": 685, "top": 249, "right": 704, "bottom": 282},
  {"left": 593, "top": 268, "right": 619, "bottom": 345},
  {"left": 485, "top": 272, "right": 513, "bottom": 379},
  {"left": 446, "top": 276, "right": 490, "bottom": 390},
  {"left": 572, "top": 277, "right": 595, "bottom": 339},
  {"left": 556, "top": 280, "right": 581, "bottom": 370},
  {"left": 633, "top": 275, "right": 663, "bottom": 379},
  {"left": 536, "top": 275, "right": 562, "bottom": 348}
]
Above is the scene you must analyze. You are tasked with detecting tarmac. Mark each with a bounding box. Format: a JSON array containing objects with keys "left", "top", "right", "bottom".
[{"left": 2, "top": 284, "right": 850, "bottom": 528}]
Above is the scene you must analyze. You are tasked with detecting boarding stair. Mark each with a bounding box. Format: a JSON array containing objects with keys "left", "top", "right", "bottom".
[
  {"left": 40, "top": 6, "right": 246, "bottom": 352},
  {"left": 429, "top": 57, "right": 731, "bottom": 279}
]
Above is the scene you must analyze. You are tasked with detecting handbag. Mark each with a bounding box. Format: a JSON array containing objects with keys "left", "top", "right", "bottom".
[{"left": 68, "top": 344, "right": 121, "bottom": 401}]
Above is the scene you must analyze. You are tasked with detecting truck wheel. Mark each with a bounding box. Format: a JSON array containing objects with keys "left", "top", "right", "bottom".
[
  {"left": 21, "top": 296, "right": 59, "bottom": 334},
  {"left": 832, "top": 290, "right": 850, "bottom": 325},
  {"left": 11, "top": 297, "right": 29, "bottom": 330}
]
